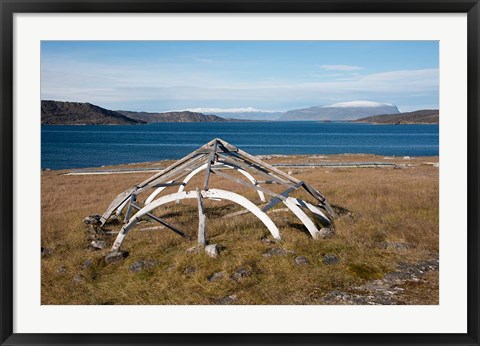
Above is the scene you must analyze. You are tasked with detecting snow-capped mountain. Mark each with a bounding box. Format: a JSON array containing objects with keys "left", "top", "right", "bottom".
[
  {"left": 280, "top": 101, "right": 400, "bottom": 121},
  {"left": 186, "top": 107, "right": 284, "bottom": 121}
]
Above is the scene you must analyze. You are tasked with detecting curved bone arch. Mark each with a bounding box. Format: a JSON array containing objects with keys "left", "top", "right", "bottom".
[
  {"left": 101, "top": 138, "right": 335, "bottom": 256},
  {"left": 111, "top": 189, "right": 280, "bottom": 252},
  {"left": 177, "top": 162, "right": 266, "bottom": 202}
]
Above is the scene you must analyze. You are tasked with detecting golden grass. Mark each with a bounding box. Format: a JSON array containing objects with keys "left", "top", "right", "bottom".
[{"left": 41, "top": 154, "right": 438, "bottom": 305}]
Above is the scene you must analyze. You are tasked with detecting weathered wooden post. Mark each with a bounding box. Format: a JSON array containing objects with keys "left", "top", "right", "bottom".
[{"left": 196, "top": 188, "right": 206, "bottom": 246}]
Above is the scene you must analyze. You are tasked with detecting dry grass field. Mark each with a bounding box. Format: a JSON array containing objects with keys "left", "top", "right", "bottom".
[{"left": 41, "top": 154, "right": 439, "bottom": 305}]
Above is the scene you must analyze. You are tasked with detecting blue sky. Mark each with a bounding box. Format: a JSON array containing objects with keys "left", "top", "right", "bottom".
[{"left": 41, "top": 41, "right": 439, "bottom": 112}]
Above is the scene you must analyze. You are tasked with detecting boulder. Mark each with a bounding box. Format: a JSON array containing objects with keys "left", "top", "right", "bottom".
[
  {"left": 216, "top": 294, "right": 238, "bottom": 305},
  {"left": 323, "top": 254, "right": 340, "bottom": 265},
  {"left": 263, "top": 248, "right": 295, "bottom": 257},
  {"left": 81, "top": 259, "right": 93, "bottom": 269},
  {"left": 313, "top": 227, "right": 335, "bottom": 239},
  {"left": 230, "top": 267, "right": 252, "bottom": 281},
  {"left": 129, "top": 260, "right": 158, "bottom": 273},
  {"left": 208, "top": 271, "right": 226, "bottom": 282},
  {"left": 204, "top": 244, "right": 219, "bottom": 258},
  {"left": 41, "top": 247, "right": 51, "bottom": 258},
  {"left": 73, "top": 274, "right": 85, "bottom": 284},
  {"left": 57, "top": 265, "right": 67, "bottom": 274},
  {"left": 295, "top": 256, "right": 309, "bottom": 266},
  {"left": 183, "top": 266, "right": 196, "bottom": 276},
  {"left": 105, "top": 251, "right": 129, "bottom": 264},
  {"left": 89, "top": 240, "right": 106, "bottom": 250},
  {"left": 260, "top": 237, "right": 276, "bottom": 245}
]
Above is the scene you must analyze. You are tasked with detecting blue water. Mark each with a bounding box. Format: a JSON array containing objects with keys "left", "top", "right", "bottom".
[{"left": 41, "top": 122, "right": 439, "bottom": 170}]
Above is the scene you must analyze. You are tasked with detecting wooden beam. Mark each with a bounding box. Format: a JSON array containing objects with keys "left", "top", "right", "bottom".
[
  {"left": 100, "top": 186, "right": 137, "bottom": 225},
  {"left": 261, "top": 182, "right": 304, "bottom": 212},
  {"left": 218, "top": 155, "right": 293, "bottom": 187},
  {"left": 137, "top": 151, "right": 205, "bottom": 188},
  {"left": 236, "top": 148, "right": 301, "bottom": 184},
  {"left": 135, "top": 154, "right": 208, "bottom": 194},
  {"left": 150, "top": 181, "right": 183, "bottom": 188},
  {"left": 216, "top": 139, "right": 239, "bottom": 153},
  {"left": 130, "top": 203, "right": 187, "bottom": 238},
  {"left": 203, "top": 140, "right": 217, "bottom": 190},
  {"left": 196, "top": 189, "right": 206, "bottom": 246},
  {"left": 302, "top": 182, "right": 336, "bottom": 217},
  {"left": 227, "top": 152, "right": 294, "bottom": 186},
  {"left": 123, "top": 194, "right": 136, "bottom": 223},
  {"left": 212, "top": 169, "right": 286, "bottom": 201}
]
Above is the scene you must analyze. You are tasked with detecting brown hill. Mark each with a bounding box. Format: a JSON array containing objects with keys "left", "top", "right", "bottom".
[
  {"left": 41, "top": 101, "right": 145, "bottom": 125},
  {"left": 354, "top": 109, "right": 439, "bottom": 124},
  {"left": 117, "top": 110, "right": 228, "bottom": 123}
]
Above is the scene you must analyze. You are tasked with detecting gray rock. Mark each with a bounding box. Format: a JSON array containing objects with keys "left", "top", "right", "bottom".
[
  {"left": 183, "top": 266, "right": 196, "bottom": 276},
  {"left": 208, "top": 271, "right": 226, "bottom": 282},
  {"left": 230, "top": 267, "right": 252, "bottom": 281},
  {"left": 57, "top": 265, "right": 67, "bottom": 274},
  {"left": 323, "top": 254, "right": 340, "bottom": 265},
  {"left": 263, "top": 248, "right": 296, "bottom": 257},
  {"left": 260, "top": 237, "right": 276, "bottom": 245},
  {"left": 314, "top": 227, "right": 335, "bottom": 239},
  {"left": 89, "top": 240, "right": 106, "bottom": 250},
  {"left": 217, "top": 294, "right": 238, "bottom": 305},
  {"left": 105, "top": 251, "right": 129, "bottom": 264},
  {"left": 81, "top": 259, "right": 93, "bottom": 269},
  {"left": 129, "top": 260, "right": 158, "bottom": 273},
  {"left": 378, "top": 242, "right": 414, "bottom": 251},
  {"left": 295, "top": 256, "right": 309, "bottom": 266},
  {"left": 41, "top": 247, "right": 51, "bottom": 258},
  {"left": 73, "top": 274, "right": 85, "bottom": 284},
  {"left": 205, "top": 244, "right": 219, "bottom": 258},
  {"left": 83, "top": 214, "right": 101, "bottom": 225}
]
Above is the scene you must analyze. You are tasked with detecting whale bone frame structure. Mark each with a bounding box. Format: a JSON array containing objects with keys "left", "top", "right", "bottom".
[{"left": 100, "top": 138, "right": 335, "bottom": 256}]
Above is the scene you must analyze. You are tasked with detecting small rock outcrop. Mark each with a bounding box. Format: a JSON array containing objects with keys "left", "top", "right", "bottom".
[
  {"left": 323, "top": 254, "right": 340, "bottom": 265},
  {"left": 314, "top": 227, "right": 335, "bottom": 239},
  {"left": 89, "top": 240, "right": 106, "bottom": 251},
  {"left": 295, "top": 256, "right": 309, "bottom": 266},
  {"left": 263, "top": 248, "right": 295, "bottom": 257},
  {"left": 208, "top": 271, "right": 226, "bottom": 282},
  {"left": 105, "top": 251, "right": 129, "bottom": 264},
  {"left": 230, "top": 267, "right": 252, "bottom": 281},
  {"left": 216, "top": 294, "right": 238, "bottom": 305},
  {"left": 129, "top": 260, "right": 158, "bottom": 273},
  {"left": 81, "top": 259, "right": 93, "bottom": 269},
  {"left": 204, "top": 244, "right": 219, "bottom": 258},
  {"left": 183, "top": 266, "right": 196, "bottom": 276}
]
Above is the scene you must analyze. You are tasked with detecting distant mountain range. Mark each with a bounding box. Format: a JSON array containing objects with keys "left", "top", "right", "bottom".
[
  {"left": 209, "top": 111, "right": 284, "bottom": 121},
  {"left": 41, "top": 101, "right": 231, "bottom": 125},
  {"left": 280, "top": 101, "right": 401, "bottom": 121},
  {"left": 41, "top": 100, "right": 438, "bottom": 125},
  {"left": 116, "top": 110, "right": 227, "bottom": 123},
  {"left": 354, "top": 109, "right": 439, "bottom": 124},
  {"left": 41, "top": 100, "right": 145, "bottom": 125}
]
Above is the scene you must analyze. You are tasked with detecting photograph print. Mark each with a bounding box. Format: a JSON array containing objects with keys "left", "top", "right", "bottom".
[{"left": 40, "top": 40, "right": 439, "bottom": 305}]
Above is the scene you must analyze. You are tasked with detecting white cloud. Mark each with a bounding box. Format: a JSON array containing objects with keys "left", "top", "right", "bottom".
[
  {"left": 319, "top": 64, "right": 364, "bottom": 71},
  {"left": 41, "top": 61, "right": 438, "bottom": 111}
]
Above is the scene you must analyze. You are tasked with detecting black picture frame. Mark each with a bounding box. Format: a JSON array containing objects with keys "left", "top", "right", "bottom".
[{"left": 1, "top": 1, "right": 479, "bottom": 345}]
